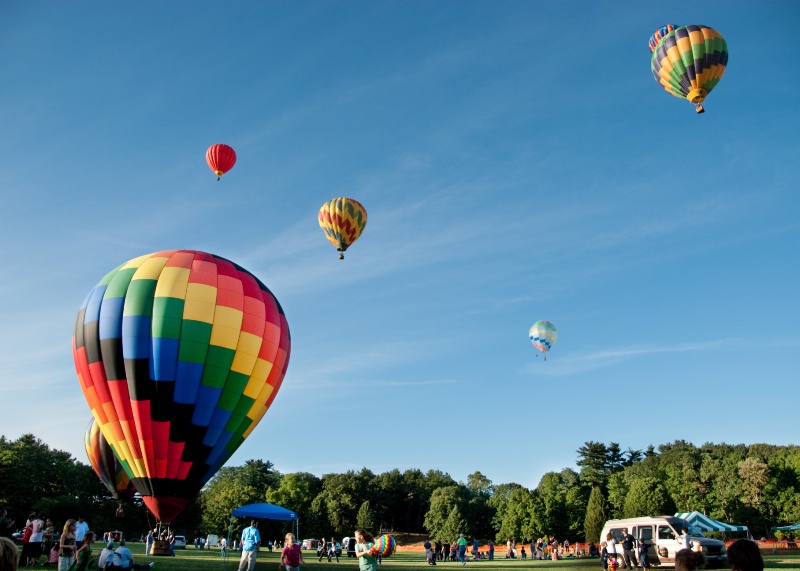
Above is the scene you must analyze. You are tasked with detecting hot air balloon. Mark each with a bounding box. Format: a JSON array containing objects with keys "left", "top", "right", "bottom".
[
  {"left": 85, "top": 418, "right": 137, "bottom": 515},
  {"left": 73, "top": 250, "right": 291, "bottom": 523},
  {"left": 649, "top": 24, "right": 728, "bottom": 114},
  {"left": 206, "top": 144, "right": 237, "bottom": 180},
  {"left": 529, "top": 320, "right": 557, "bottom": 360},
  {"left": 318, "top": 197, "right": 367, "bottom": 260}
]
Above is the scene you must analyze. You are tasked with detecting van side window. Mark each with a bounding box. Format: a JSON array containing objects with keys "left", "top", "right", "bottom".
[
  {"left": 638, "top": 526, "right": 653, "bottom": 542},
  {"left": 658, "top": 526, "right": 675, "bottom": 540},
  {"left": 610, "top": 528, "right": 625, "bottom": 541}
]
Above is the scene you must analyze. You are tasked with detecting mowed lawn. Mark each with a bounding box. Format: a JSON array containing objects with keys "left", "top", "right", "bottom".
[{"left": 108, "top": 545, "right": 800, "bottom": 571}]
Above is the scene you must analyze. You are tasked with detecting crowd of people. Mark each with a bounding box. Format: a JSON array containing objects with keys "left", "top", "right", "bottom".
[{"left": 0, "top": 509, "right": 772, "bottom": 571}]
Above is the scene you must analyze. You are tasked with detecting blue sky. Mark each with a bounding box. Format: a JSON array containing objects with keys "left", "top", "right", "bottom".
[{"left": 1, "top": 1, "right": 799, "bottom": 492}]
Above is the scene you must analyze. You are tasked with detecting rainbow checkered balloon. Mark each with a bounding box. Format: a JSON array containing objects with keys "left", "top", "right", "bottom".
[
  {"left": 374, "top": 535, "right": 396, "bottom": 557},
  {"left": 73, "top": 250, "right": 291, "bottom": 523}
]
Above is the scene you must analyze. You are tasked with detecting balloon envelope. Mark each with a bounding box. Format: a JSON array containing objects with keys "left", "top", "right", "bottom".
[
  {"left": 85, "top": 417, "right": 137, "bottom": 502},
  {"left": 73, "top": 250, "right": 291, "bottom": 522},
  {"left": 318, "top": 197, "right": 367, "bottom": 259},
  {"left": 650, "top": 24, "right": 727, "bottom": 108},
  {"left": 529, "top": 320, "right": 557, "bottom": 354},
  {"left": 206, "top": 144, "right": 237, "bottom": 178}
]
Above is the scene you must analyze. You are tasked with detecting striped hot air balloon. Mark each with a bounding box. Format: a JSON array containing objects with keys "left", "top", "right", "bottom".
[
  {"left": 85, "top": 417, "right": 137, "bottom": 504},
  {"left": 649, "top": 24, "right": 728, "bottom": 114},
  {"left": 206, "top": 144, "right": 237, "bottom": 180},
  {"left": 73, "top": 250, "right": 291, "bottom": 522},
  {"left": 529, "top": 320, "right": 557, "bottom": 360},
  {"left": 318, "top": 197, "right": 367, "bottom": 260}
]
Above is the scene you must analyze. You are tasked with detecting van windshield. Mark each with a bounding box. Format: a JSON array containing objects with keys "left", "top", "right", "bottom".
[{"left": 667, "top": 517, "right": 706, "bottom": 538}]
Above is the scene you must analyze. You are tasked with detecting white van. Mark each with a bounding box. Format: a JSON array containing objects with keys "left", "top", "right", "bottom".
[{"left": 600, "top": 516, "right": 727, "bottom": 568}]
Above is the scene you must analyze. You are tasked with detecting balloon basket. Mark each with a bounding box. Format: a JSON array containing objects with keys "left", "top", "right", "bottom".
[{"left": 151, "top": 540, "right": 172, "bottom": 556}]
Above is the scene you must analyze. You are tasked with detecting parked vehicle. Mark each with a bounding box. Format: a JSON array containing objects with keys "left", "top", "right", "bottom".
[
  {"left": 173, "top": 535, "right": 187, "bottom": 549},
  {"left": 342, "top": 537, "right": 357, "bottom": 557},
  {"left": 302, "top": 539, "right": 322, "bottom": 550},
  {"left": 206, "top": 534, "right": 219, "bottom": 548},
  {"left": 601, "top": 516, "right": 727, "bottom": 568}
]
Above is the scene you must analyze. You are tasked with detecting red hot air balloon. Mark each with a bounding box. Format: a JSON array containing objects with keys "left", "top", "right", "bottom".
[
  {"left": 73, "top": 250, "right": 291, "bottom": 523},
  {"left": 206, "top": 144, "right": 237, "bottom": 180}
]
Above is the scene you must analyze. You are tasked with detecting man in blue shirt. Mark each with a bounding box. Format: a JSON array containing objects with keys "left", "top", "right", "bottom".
[{"left": 238, "top": 520, "right": 261, "bottom": 571}]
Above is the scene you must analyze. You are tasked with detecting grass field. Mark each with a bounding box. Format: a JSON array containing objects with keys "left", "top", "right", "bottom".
[{"left": 79, "top": 544, "right": 800, "bottom": 571}]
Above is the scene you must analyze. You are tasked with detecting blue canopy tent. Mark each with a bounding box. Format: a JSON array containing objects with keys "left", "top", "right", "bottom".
[{"left": 230, "top": 502, "right": 300, "bottom": 546}]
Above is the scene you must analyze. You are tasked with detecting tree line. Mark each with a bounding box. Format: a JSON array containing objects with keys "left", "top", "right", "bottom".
[{"left": 3, "top": 434, "right": 800, "bottom": 544}]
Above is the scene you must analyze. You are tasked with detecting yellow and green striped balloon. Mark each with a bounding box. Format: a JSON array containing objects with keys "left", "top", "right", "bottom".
[
  {"left": 318, "top": 197, "right": 367, "bottom": 260},
  {"left": 649, "top": 24, "right": 728, "bottom": 113}
]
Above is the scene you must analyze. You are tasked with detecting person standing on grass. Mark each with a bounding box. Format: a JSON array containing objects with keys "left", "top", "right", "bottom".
[
  {"left": 488, "top": 540, "right": 494, "bottom": 561},
  {"left": 327, "top": 537, "right": 339, "bottom": 563},
  {"left": 74, "top": 517, "right": 89, "bottom": 545},
  {"left": 237, "top": 521, "right": 261, "bottom": 571},
  {"left": 58, "top": 520, "right": 77, "bottom": 571},
  {"left": 354, "top": 530, "right": 377, "bottom": 571},
  {"left": 620, "top": 528, "right": 638, "bottom": 569},
  {"left": 456, "top": 533, "right": 468, "bottom": 566},
  {"left": 280, "top": 533, "right": 304, "bottom": 571}
]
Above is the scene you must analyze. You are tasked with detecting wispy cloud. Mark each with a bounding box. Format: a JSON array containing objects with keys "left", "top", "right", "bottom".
[{"left": 529, "top": 337, "right": 800, "bottom": 376}]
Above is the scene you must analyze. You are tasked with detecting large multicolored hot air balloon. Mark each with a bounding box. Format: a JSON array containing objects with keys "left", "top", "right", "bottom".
[
  {"left": 318, "top": 197, "right": 367, "bottom": 260},
  {"left": 206, "top": 144, "right": 237, "bottom": 180},
  {"left": 649, "top": 24, "right": 728, "bottom": 114},
  {"left": 529, "top": 320, "right": 557, "bottom": 360},
  {"left": 85, "top": 417, "right": 137, "bottom": 505},
  {"left": 73, "top": 250, "right": 291, "bottom": 522}
]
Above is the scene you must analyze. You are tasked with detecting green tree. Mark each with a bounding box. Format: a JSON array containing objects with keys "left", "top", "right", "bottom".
[
  {"left": 623, "top": 477, "right": 672, "bottom": 517},
  {"left": 0, "top": 434, "right": 108, "bottom": 528},
  {"left": 738, "top": 457, "right": 769, "bottom": 512},
  {"left": 535, "top": 472, "right": 569, "bottom": 538},
  {"left": 584, "top": 487, "right": 607, "bottom": 544},
  {"left": 266, "top": 472, "right": 321, "bottom": 516},
  {"left": 606, "top": 472, "right": 628, "bottom": 518},
  {"left": 659, "top": 440, "right": 703, "bottom": 512},
  {"left": 496, "top": 487, "right": 533, "bottom": 543},
  {"left": 424, "top": 486, "right": 463, "bottom": 540},
  {"left": 356, "top": 500, "right": 374, "bottom": 531},
  {"left": 576, "top": 441, "right": 609, "bottom": 489},
  {"left": 488, "top": 483, "right": 524, "bottom": 538},
  {"left": 200, "top": 459, "right": 280, "bottom": 534},
  {"left": 441, "top": 506, "right": 469, "bottom": 541}
]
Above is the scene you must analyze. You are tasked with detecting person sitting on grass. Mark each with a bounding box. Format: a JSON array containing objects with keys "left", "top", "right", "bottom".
[{"left": 112, "top": 539, "right": 154, "bottom": 570}]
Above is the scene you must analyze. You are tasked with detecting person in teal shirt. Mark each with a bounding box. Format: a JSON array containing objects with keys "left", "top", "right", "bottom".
[
  {"left": 354, "top": 530, "right": 377, "bottom": 571},
  {"left": 237, "top": 521, "right": 261, "bottom": 571},
  {"left": 457, "top": 534, "right": 468, "bottom": 566}
]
